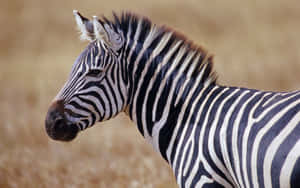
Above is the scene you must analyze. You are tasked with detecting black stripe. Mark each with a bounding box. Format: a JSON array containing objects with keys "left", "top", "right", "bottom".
[
  {"left": 271, "top": 121, "right": 300, "bottom": 188},
  {"left": 290, "top": 154, "right": 300, "bottom": 188},
  {"left": 104, "top": 77, "right": 119, "bottom": 116},
  {"left": 75, "top": 91, "right": 106, "bottom": 120},
  {"left": 98, "top": 83, "right": 113, "bottom": 119},
  {"left": 246, "top": 92, "right": 300, "bottom": 187},
  {"left": 256, "top": 102, "right": 300, "bottom": 187},
  {"left": 225, "top": 89, "right": 261, "bottom": 187},
  {"left": 77, "top": 96, "right": 102, "bottom": 122},
  {"left": 128, "top": 29, "right": 165, "bottom": 135},
  {"left": 116, "top": 61, "right": 125, "bottom": 105},
  {"left": 174, "top": 85, "right": 217, "bottom": 178},
  {"left": 145, "top": 43, "right": 182, "bottom": 135},
  {"left": 201, "top": 88, "right": 236, "bottom": 186}
]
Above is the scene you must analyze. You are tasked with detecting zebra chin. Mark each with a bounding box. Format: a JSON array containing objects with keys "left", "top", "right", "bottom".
[{"left": 45, "top": 100, "right": 79, "bottom": 142}]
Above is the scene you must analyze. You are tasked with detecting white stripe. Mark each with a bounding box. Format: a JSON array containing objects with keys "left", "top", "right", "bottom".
[
  {"left": 79, "top": 95, "right": 104, "bottom": 119},
  {"left": 231, "top": 91, "right": 261, "bottom": 187},
  {"left": 174, "top": 51, "right": 196, "bottom": 106},
  {"left": 263, "top": 110, "right": 300, "bottom": 187},
  {"left": 184, "top": 87, "right": 234, "bottom": 188},
  {"left": 165, "top": 48, "right": 202, "bottom": 162},
  {"left": 219, "top": 90, "right": 251, "bottom": 187},
  {"left": 182, "top": 86, "right": 218, "bottom": 186},
  {"left": 241, "top": 92, "right": 272, "bottom": 188},
  {"left": 280, "top": 140, "right": 300, "bottom": 188},
  {"left": 251, "top": 93, "right": 300, "bottom": 188},
  {"left": 128, "top": 25, "right": 161, "bottom": 123},
  {"left": 148, "top": 40, "right": 182, "bottom": 121},
  {"left": 206, "top": 88, "right": 238, "bottom": 185},
  {"left": 152, "top": 44, "right": 187, "bottom": 122},
  {"left": 142, "top": 40, "right": 182, "bottom": 152},
  {"left": 174, "top": 86, "right": 218, "bottom": 186},
  {"left": 195, "top": 175, "right": 214, "bottom": 187},
  {"left": 195, "top": 86, "right": 233, "bottom": 188},
  {"left": 181, "top": 77, "right": 220, "bottom": 179},
  {"left": 131, "top": 32, "right": 172, "bottom": 139}
]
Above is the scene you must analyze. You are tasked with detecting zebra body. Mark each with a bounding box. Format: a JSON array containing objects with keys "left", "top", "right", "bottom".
[
  {"left": 45, "top": 11, "right": 300, "bottom": 187},
  {"left": 168, "top": 86, "right": 300, "bottom": 187}
]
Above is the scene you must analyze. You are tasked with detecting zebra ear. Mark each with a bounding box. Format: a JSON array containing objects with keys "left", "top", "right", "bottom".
[
  {"left": 93, "top": 16, "right": 123, "bottom": 51},
  {"left": 73, "top": 10, "right": 95, "bottom": 41}
]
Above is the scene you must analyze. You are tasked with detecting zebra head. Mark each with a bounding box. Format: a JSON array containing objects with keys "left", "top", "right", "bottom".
[{"left": 45, "top": 10, "right": 127, "bottom": 141}]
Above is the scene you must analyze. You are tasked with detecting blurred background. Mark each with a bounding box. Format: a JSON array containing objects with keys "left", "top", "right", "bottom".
[{"left": 0, "top": 0, "right": 300, "bottom": 187}]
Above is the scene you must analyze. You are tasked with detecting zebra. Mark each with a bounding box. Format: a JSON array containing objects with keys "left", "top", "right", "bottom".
[{"left": 45, "top": 10, "right": 300, "bottom": 188}]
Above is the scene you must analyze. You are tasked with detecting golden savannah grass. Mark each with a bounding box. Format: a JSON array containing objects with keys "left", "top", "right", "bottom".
[{"left": 1, "top": 0, "right": 300, "bottom": 187}]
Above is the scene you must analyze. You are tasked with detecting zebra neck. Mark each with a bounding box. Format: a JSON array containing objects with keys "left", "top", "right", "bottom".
[
  {"left": 126, "top": 52, "right": 219, "bottom": 161},
  {"left": 122, "top": 25, "right": 218, "bottom": 160}
]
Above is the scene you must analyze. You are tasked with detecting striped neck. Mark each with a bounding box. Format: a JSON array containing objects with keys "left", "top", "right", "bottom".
[{"left": 114, "top": 13, "right": 217, "bottom": 160}]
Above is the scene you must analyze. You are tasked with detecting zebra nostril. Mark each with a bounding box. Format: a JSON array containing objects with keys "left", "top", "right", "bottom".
[
  {"left": 51, "top": 118, "right": 79, "bottom": 141},
  {"left": 53, "top": 119, "right": 65, "bottom": 132}
]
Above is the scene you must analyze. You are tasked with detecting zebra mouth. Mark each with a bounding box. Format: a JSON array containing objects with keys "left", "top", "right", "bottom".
[{"left": 46, "top": 119, "right": 79, "bottom": 141}]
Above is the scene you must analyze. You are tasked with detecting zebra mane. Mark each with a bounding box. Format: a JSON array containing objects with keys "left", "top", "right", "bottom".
[{"left": 107, "top": 12, "right": 218, "bottom": 86}]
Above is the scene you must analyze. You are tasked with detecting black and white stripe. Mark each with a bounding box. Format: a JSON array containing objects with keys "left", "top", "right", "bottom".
[{"left": 53, "top": 11, "right": 300, "bottom": 187}]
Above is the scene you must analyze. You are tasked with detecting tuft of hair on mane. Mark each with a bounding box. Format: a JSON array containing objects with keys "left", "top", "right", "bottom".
[{"left": 100, "top": 11, "right": 218, "bottom": 85}]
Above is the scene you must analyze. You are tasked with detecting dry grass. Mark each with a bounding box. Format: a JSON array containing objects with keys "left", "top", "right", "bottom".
[{"left": 0, "top": 0, "right": 300, "bottom": 187}]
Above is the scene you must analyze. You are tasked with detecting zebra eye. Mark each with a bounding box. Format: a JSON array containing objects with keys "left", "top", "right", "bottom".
[{"left": 86, "top": 69, "right": 102, "bottom": 77}]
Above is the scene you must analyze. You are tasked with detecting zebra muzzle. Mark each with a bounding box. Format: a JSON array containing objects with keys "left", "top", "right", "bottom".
[{"left": 45, "top": 100, "right": 79, "bottom": 141}]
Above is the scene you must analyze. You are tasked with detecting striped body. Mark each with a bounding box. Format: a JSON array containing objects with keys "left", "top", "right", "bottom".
[
  {"left": 45, "top": 11, "right": 300, "bottom": 187},
  {"left": 164, "top": 86, "right": 300, "bottom": 187}
]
